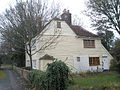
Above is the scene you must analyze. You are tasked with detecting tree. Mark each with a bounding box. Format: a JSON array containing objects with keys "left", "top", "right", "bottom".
[
  {"left": 111, "top": 39, "right": 120, "bottom": 72},
  {"left": 46, "top": 60, "right": 69, "bottom": 90},
  {"left": 72, "top": 15, "right": 84, "bottom": 26},
  {"left": 0, "top": 34, "right": 25, "bottom": 67},
  {"left": 0, "top": 57, "right": 2, "bottom": 68},
  {"left": 112, "top": 39, "right": 120, "bottom": 62},
  {"left": 86, "top": 0, "right": 120, "bottom": 35},
  {"left": 0, "top": 0, "right": 60, "bottom": 69},
  {"left": 97, "top": 30, "right": 114, "bottom": 51}
]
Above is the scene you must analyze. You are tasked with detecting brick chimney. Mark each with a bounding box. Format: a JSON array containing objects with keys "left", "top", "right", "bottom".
[{"left": 61, "top": 9, "right": 72, "bottom": 25}]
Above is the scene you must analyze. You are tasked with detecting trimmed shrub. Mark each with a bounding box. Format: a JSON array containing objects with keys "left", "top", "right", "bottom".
[
  {"left": 46, "top": 60, "right": 69, "bottom": 90},
  {"left": 27, "top": 60, "right": 70, "bottom": 90}
]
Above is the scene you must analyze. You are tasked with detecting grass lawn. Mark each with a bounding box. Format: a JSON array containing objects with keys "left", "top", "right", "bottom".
[
  {"left": 0, "top": 70, "right": 6, "bottom": 79},
  {"left": 69, "top": 72, "right": 120, "bottom": 89}
]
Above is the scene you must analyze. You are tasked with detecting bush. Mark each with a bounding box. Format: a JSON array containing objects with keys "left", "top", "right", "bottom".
[
  {"left": 27, "top": 69, "right": 46, "bottom": 90},
  {"left": 46, "top": 60, "right": 69, "bottom": 90},
  {"left": 110, "top": 59, "right": 119, "bottom": 71},
  {"left": 116, "top": 62, "right": 120, "bottom": 73},
  {"left": 27, "top": 60, "right": 70, "bottom": 90}
]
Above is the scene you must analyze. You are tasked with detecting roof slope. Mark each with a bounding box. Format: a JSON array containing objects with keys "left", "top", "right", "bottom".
[{"left": 70, "top": 25, "right": 98, "bottom": 37}]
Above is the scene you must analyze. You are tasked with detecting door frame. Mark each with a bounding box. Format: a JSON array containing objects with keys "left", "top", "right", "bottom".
[{"left": 102, "top": 56, "right": 109, "bottom": 70}]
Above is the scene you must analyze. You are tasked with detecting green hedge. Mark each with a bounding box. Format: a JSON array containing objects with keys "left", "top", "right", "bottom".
[
  {"left": 27, "top": 60, "right": 70, "bottom": 90},
  {"left": 110, "top": 59, "right": 120, "bottom": 72},
  {"left": 27, "top": 70, "right": 46, "bottom": 90},
  {"left": 46, "top": 60, "right": 69, "bottom": 90}
]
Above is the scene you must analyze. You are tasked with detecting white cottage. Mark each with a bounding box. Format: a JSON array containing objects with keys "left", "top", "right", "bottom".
[{"left": 26, "top": 10, "right": 113, "bottom": 73}]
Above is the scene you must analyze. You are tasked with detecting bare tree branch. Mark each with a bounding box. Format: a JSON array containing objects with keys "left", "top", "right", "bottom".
[
  {"left": 86, "top": 0, "right": 120, "bottom": 35},
  {"left": 0, "top": 0, "right": 61, "bottom": 69}
]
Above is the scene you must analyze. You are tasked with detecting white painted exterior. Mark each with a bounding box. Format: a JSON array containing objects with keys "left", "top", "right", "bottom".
[
  {"left": 26, "top": 19, "right": 113, "bottom": 73},
  {"left": 39, "top": 59, "right": 54, "bottom": 71}
]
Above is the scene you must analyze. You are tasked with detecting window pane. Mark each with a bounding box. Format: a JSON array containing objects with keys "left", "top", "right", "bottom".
[
  {"left": 91, "top": 40, "right": 95, "bottom": 47},
  {"left": 88, "top": 40, "right": 90, "bottom": 46},
  {"left": 84, "top": 40, "right": 87, "bottom": 47},
  {"left": 77, "top": 57, "right": 80, "bottom": 62},
  {"left": 57, "top": 22, "right": 61, "bottom": 28},
  {"left": 89, "top": 57, "right": 100, "bottom": 66},
  {"left": 84, "top": 40, "right": 95, "bottom": 48}
]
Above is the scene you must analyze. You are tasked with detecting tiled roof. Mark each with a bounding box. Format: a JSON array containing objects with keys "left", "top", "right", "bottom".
[
  {"left": 39, "top": 54, "right": 55, "bottom": 60},
  {"left": 70, "top": 25, "right": 98, "bottom": 37}
]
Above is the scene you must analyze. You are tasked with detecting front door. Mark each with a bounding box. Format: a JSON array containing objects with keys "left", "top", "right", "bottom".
[{"left": 102, "top": 56, "right": 109, "bottom": 70}]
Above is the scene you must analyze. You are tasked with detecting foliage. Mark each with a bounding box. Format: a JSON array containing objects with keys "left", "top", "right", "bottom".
[
  {"left": 116, "top": 62, "right": 120, "bottom": 73},
  {"left": 0, "top": 28, "right": 25, "bottom": 67},
  {"left": 0, "top": 54, "right": 11, "bottom": 65},
  {"left": 112, "top": 39, "right": 120, "bottom": 61},
  {"left": 86, "top": 0, "right": 120, "bottom": 35},
  {"left": 27, "top": 70, "right": 46, "bottom": 90},
  {"left": 97, "top": 30, "right": 114, "bottom": 51},
  {"left": 110, "top": 59, "right": 118, "bottom": 71},
  {"left": 0, "top": 0, "right": 60, "bottom": 69},
  {"left": 111, "top": 39, "right": 120, "bottom": 72},
  {"left": 46, "top": 60, "right": 69, "bottom": 90},
  {"left": 27, "top": 60, "right": 70, "bottom": 90},
  {"left": 69, "top": 72, "right": 120, "bottom": 89},
  {"left": 0, "top": 59, "right": 2, "bottom": 68}
]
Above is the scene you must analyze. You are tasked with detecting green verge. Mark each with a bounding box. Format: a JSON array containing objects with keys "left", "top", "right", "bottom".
[
  {"left": 0, "top": 70, "right": 6, "bottom": 79},
  {"left": 69, "top": 72, "right": 120, "bottom": 89}
]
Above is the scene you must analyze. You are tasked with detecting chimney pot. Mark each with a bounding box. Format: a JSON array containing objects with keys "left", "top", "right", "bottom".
[
  {"left": 63, "top": 9, "right": 67, "bottom": 13},
  {"left": 67, "top": 10, "right": 69, "bottom": 13},
  {"left": 61, "top": 9, "right": 72, "bottom": 25}
]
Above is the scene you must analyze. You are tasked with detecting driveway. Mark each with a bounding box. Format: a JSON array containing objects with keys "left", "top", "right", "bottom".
[{"left": 0, "top": 67, "right": 29, "bottom": 90}]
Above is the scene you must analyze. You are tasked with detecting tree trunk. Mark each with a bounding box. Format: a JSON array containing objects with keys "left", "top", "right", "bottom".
[
  {"left": 29, "top": 54, "right": 33, "bottom": 70},
  {"left": 28, "top": 44, "right": 33, "bottom": 70}
]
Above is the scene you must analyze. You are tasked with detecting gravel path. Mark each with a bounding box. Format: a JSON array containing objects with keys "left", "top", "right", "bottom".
[{"left": 0, "top": 67, "right": 29, "bottom": 90}]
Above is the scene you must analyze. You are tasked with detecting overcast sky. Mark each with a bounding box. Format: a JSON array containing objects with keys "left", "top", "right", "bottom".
[
  {"left": 0, "top": 0, "right": 119, "bottom": 37},
  {"left": 0, "top": 0, "right": 92, "bottom": 30},
  {"left": 0, "top": 0, "right": 88, "bottom": 14}
]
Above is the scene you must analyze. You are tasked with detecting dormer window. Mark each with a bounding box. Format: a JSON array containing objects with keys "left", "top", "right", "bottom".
[
  {"left": 57, "top": 21, "right": 61, "bottom": 28},
  {"left": 83, "top": 40, "right": 95, "bottom": 48}
]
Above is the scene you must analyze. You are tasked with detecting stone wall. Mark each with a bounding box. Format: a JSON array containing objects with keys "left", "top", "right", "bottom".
[{"left": 14, "top": 66, "right": 30, "bottom": 80}]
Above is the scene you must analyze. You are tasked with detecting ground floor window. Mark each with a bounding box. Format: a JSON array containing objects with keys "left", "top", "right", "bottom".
[
  {"left": 32, "top": 60, "right": 37, "bottom": 69},
  {"left": 77, "top": 57, "right": 80, "bottom": 62},
  {"left": 89, "top": 57, "right": 100, "bottom": 66}
]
